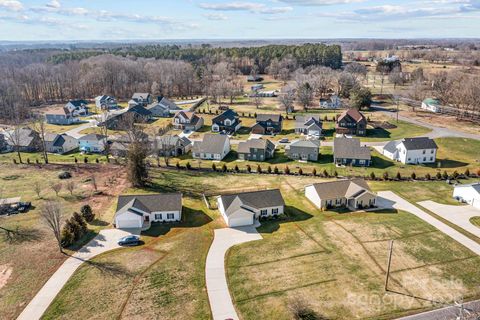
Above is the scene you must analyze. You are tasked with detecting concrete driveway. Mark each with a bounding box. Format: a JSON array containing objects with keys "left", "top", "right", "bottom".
[
  {"left": 206, "top": 226, "right": 262, "bottom": 320},
  {"left": 418, "top": 201, "right": 480, "bottom": 238},
  {"left": 377, "top": 191, "right": 480, "bottom": 256},
  {"left": 64, "top": 119, "right": 97, "bottom": 139},
  {"left": 17, "top": 228, "right": 139, "bottom": 320}
]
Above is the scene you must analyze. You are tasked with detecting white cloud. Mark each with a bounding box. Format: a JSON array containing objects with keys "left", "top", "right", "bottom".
[
  {"left": 203, "top": 13, "right": 228, "bottom": 20},
  {"left": 0, "top": 0, "right": 23, "bottom": 11},
  {"left": 199, "top": 2, "right": 292, "bottom": 14},
  {"left": 46, "top": 0, "right": 60, "bottom": 9},
  {"left": 277, "top": 0, "right": 364, "bottom": 5}
]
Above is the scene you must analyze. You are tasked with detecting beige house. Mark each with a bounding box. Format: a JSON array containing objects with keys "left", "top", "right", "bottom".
[{"left": 305, "top": 178, "right": 376, "bottom": 210}]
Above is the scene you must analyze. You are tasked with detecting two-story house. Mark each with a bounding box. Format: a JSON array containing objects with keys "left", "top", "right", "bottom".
[
  {"left": 217, "top": 189, "right": 285, "bottom": 227},
  {"left": 285, "top": 139, "right": 321, "bottom": 162},
  {"left": 130, "top": 93, "right": 152, "bottom": 107},
  {"left": 65, "top": 100, "right": 89, "bottom": 116},
  {"left": 295, "top": 115, "right": 323, "bottom": 138},
  {"left": 251, "top": 114, "right": 283, "bottom": 135},
  {"left": 45, "top": 107, "right": 80, "bottom": 125},
  {"left": 146, "top": 96, "right": 181, "bottom": 117},
  {"left": 211, "top": 109, "right": 242, "bottom": 134},
  {"left": 333, "top": 137, "right": 371, "bottom": 167},
  {"left": 78, "top": 134, "right": 107, "bottom": 153},
  {"left": 383, "top": 137, "right": 438, "bottom": 164},
  {"left": 192, "top": 134, "right": 230, "bottom": 160},
  {"left": 44, "top": 133, "right": 78, "bottom": 154},
  {"left": 95, "top": 95, "right": 118, "bottom": 111},
  {"left": 335, "top": 109, "right": 367, "bottom": 136},
  {"left": 237, "top": 138, "right": 275, "bottom": 161},
  {"left": 172, "top": 111, "right": 204, "bottom": 131}
]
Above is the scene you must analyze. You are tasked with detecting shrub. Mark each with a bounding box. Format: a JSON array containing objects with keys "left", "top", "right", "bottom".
[
  {"left": 27, "top": 158, "right": 30, "bottom": 164},
  {"left": 61, "top": 228, "right": 75, "bottom": 248},
  {"left": 477, "top": 169, "right": 480, "bottom": 176},
  {"left": 257, "top": 165, "right": 262, "bottom": 174},
  {"left": 84, "top": 157, "right": 88, "bottom": 163},
  {"left": 246, "top": 165, "right": 252, "bottom": 173},
  {"left": 312, "top": 168, "right": 317, "bottom": 176},
  {"left": 323, "top": 169, "right": 329, "bottom": 178},
  {"left": 35, "top": 159, "right": 39, "bottom": 164},
  {"left": 80, "top": 205, "right": 95, "bottom": 223},
  {"left": 370, "top": 172, "right": 376, "bottom": 180},
  {"left": 234, "top": 165, "right": 239, "bottom": 172},
  {"left": 298, "top": 168, "right": 303, "bottom": 175},
  {"left": 95, "top": 158, "right": 99, "bottom": 164},
  {"left": 452, "top": 170, "right": 459, "bottom": 179},
  {"left": 58, "top": 171, "right": 72, "bottom": 179},
  {"left": 222, "top": 164, "right": 227, "bottom": 172},
  {"left": 72, "top": 212, "right": 88, "bottom": 233},
  {"left": 212, "top": 163, "right": 217, "bottom": 171},
  {"left": 464, "top": 169, "right": 470, "bottom": 177},
  {"left": 411, "top": 172, "right": 417, "bottom": 180},
  {"left": 267, "top": 166, "right": 272, "bottom": 174},
  {"left": 176, "top": 162, "right": 180, "bottom": 169},
  {"left": 12, "top": 159, "right": 16, "bottom": 164},
  {"left": 383, "top": 172, "right": 389, "bottom": 181},
  {"left": 285, "top": 166, "right": 290, "bottom": 175},
  {"left": 436, "top": 172, "right": 442, "bottom": 180},
  {"left": 396, "top": 172, "right": 401, "bottom": 180},
  {"left": 334, "top": 171, "right": 338, "bottom": 177},
  {"left": 274, "top": 166, "right": 279, "bottom": 174},
  {"left": 442, "top": 171, "right": 449, "bottom": 180},
  {"left": 425, "top": 173, "right": 431, "bottom": 180},
  {"left": 74, "top": 157, "right": 78, "bottom": 163}
]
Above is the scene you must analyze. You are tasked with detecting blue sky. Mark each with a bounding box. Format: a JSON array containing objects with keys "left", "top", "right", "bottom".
[{"left": 0, "top": 0, "right": 479, "bottom": 40}]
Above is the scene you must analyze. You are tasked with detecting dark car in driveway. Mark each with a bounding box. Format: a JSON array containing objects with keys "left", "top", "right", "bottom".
[{"left": 117, "top": 235, "right": 141, "bottom": 246}]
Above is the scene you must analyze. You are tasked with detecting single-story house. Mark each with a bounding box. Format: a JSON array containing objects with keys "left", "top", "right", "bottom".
[
  {"left": 305, "top": 179, "right": 376, "bottom": 210},
  {"left": 383, "top": 137, "right": 438, "bottom": 165},
  {"left": 153, "top": 135, "right": 192, "bottom": 157},
  {"left": 421, "top": 98, "right": 442, "bottom": 113},
  {"left": 131, "top": 93, "right": 152, "bottom": 107},
  {"left": 45, "top": 107, "right": 80, "bottom": 125},
  {"left": 295, "top": 115, "right": 322, "bottom": 138},
  {"left": 173, "top": 111, "right": 204, "bottom": 131},
  {"left": 285, "top": 139, "right": 320, "bottom": 162},
  {"left": 333, "top": 137, "right": 371, "bottom": 167},
  {"left": 78, "top": 134, "right": 107, "bottom": 153},
  {"left": 95, "top": 95, "right": 118, "bottom": 110},
  {"left": 44, "top": 133, "right": 78, "bottom": 154},
  {"left": 114, "top": 193, "right": 182, "bottom": 229},
  {"left": 146, "top": 96, "right": 181, "bottom": 117},
  {"left": 192, "top": 134, "right": 230, "bottom": 160},
  {"left": 247, "top": 75, "right": 263, "bottom": 82},
  {"left": 217, "top": 189, "right": 285, "bottom": 227},
  {"left": 237, "top": 138, "right": 275, "bottom": 161},
  {"left": 251, "top": 114, "right": 283, "bottom": 135},
  {"left": 211, "top": 109, "right": 242, "bottom": 134},
  {"left": 5, "top": 127, "right": 41, "bottom": 152},
  {"left": 249, "top": 91, "right": 277, "bottom": 98},
  {"left": 453, "top": 183, "right": 480, "bottom": 209}
]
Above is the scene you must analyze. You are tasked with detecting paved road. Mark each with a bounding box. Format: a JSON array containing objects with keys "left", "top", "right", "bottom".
[
  {"left": 418, "top": 201, "right": 480, "bottom": 238},
  {"left": 17, "top": 228, "right": 138, "bottom": 320},
  {"left": 64, "top": 119, "right": 97, "bottom": 139},
  {"left": 397, "top": 300, "right": 480, "bottom": 320},
  {"left": 373, "top": 106, "right": 480, "bottom": 141},
  {"left": 205, "top": 226, "right": 262, "bottom": 320},
  {"left": 377, "top": 191, "right": 480, "bottom": 256}
]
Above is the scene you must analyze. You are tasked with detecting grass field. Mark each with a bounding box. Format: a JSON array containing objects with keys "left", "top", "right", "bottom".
[
  {"left": 32, "top": 169, "right": 480, "bottom": 320},
  {"left": 470, "top": 217, "right": 480, "bottom": 228},
  {"left": 0, "top": 164, "right": 128, "bottom": 320}
]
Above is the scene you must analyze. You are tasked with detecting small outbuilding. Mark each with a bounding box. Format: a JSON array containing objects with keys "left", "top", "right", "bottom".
[{"left": 453, "top": 183, "right": 480, "bottom": 209}]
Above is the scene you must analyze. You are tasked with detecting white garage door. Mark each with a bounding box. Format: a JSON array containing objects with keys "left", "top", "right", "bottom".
[
  {"left": 228, "top": 216, "right": 253, "bottom": 227},
  {"left": 116, "top": 217, "right": 142, "bottom": 229}
]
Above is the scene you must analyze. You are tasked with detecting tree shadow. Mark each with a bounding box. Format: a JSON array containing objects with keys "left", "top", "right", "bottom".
[
  {"left": 281, "top": 129, "right": 295, "bottom": 135},
  {"left": 1, "top": 226, "right": 43, "bottom": 244},
  {"left": 371, "top": 155, "right": 395, "bottom": 169},
  {"left": 83, "top": 260, "right": 133, "bottom": 278},
  {"left": 90, "top": 219, "right": 110, "bottom": 227},
  {"left": 257, "top": 205, "right": 313, "bottom": 234}
]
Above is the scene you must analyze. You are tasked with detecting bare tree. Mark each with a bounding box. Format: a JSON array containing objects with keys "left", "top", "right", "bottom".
[
  {"left": 66, "top": 181, "right": 75, "bottom": 195},
  {"left": 32, "top": 115, "right": 49, "bottom": 164},
  {"left": 388, "top": 68, "right": 405, "bottom": 89},
  {"left": 278, "top": 86, "right": 296, "bottom": 114},
  {"left": 153, "top": 134, "right": 177, "bottom": 167},
  {"left": 39, "top": 201, "right": 63, "bottom": 252},
  {"left": 250, "top": 93, "right": 262, "bottom": 109},
  {"left": 33, "top": 181, "right": 42, "bottom": 199},
  {"left": 122, "top": 114, "right": 150, "bottom": 187},
  {"left": 297, "top": 82, "right": 314, "bottom": 110},
  {"left": 344, "top": 62, "right": 368, "bottom": 83},
  {"left": 91, "top": 175, "right": 98, "bottom": 192},
  {"left": 50, "top": 182, "right": 62, "bottom": 197},
  {"left": 99, "top": 110, "right": 110, "bottom": 162}
]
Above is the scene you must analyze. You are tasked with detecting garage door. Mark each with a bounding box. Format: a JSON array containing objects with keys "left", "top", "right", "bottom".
[
  {"left": 116, "top": 217, "right": 142, "bottom": 229},
  {"left": 228, "top": 216, "right": 253, "bottom": 227}
]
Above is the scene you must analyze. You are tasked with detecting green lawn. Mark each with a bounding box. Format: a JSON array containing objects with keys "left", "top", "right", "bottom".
[{"left": 470, "top": 217, "right": 480, "bottom": 228}]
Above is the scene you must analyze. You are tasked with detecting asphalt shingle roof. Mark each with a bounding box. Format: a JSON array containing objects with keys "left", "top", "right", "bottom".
[
  {"left": 237, "top": 138, "right": 275, "bottom": 153},
  {"left": 192, "top": 134, "right": 228, "bottom": 154},
  {"left": 116, "top": 193, "right": 182, "bottom": 214},
  {"left": 220, "top": 189, "right": 284, "bottom": 217},
  {"left": 401, "top": 137, "right": 438, "bottom": 150},
  {"left": 334, "top": 137, "right": 371, "bottom": 160},
  {"left": 309, "top": 179, "right": 373, "bottom": 200}
]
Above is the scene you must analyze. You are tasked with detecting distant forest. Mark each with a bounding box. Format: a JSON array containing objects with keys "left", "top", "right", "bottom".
[{"left": 47, "top": 43, "right": 343, "bottom": 72}]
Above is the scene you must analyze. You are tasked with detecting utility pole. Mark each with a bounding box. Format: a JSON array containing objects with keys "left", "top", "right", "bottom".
[{"left": 385, "top": 240, "right": 394, "bottom": 291}]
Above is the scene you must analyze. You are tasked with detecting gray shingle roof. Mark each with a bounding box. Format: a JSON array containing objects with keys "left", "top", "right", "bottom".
[
  {"left": 333, "top": 138, "right": 371, "bottom": 160},
  {"left": 401, "top": 137, "right": 438, "bottom": 150},
  {"left": 212, "top": 109, "right": 239, "bottom": 123},
  {"left": 6, "top": 128, "right": 38, "bottom": 147},
  {"left": 116, "top": 193, "right": 182, "bottom": 214},
  {"left": 309, "top": 179, "right": 373, "bottom": 200},
  {"left": 295, "top": 115, "right": 322, "bottom": 129},
  {"left": 79, "top": 134, "right": 106, "bottom": 141},
  {"left": 237, "top": 138, "right": 275, "bottom": 153},
  {"left": 132, "top": 93, "right": 150, "bottom": 100},
  {"left": 220, "top": 189, "right": 284, "bottom": 217},
  {"left": 256, "top": 114, "right": 282, "bottom": 122},
  {"left": 288, "top": 139, "right": 320, "bottom": 149},
  {"left": 192, "top": 134, "right": 228, "bottom": 154},
  {"left": 383, "top": 140, "right": 400, "bottom": 154}
]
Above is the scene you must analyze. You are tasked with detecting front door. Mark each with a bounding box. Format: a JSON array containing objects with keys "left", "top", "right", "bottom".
[{"left": 145, "top": 216, "right": 150, "bottom": 222}]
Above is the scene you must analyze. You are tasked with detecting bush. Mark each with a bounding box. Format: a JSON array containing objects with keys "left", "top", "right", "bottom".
[
  {"left": 396, "top": 172, "right": 401, "bottom": 180},
  {"left": 58, "top": 171, "right": 72, "bottom": 179},
  {"left": 312, "top": 168, "right": 317, "bottom": 176},
  {"left": 452, "top": 170, "right": 459, "bottom": 179},
  {"left": 274, "top": 166, "right": 279, "bottom": 174},
  {"left": 234, "top": 165, "right": 239, "bottom": 172},
  {"left": 257, "top": 165, "right": 262, "bottom": 174},
  {"left": 72, "top": 212, "right": 88, "bottom": 233},
  {"left": 12, "top": 159, "right": 17, "bottom": 164},
  {"left": 442, "top": 171, "right": 449, "bottom": 180},
  {"left": 298, "top": 168, "right": 303, "bottom": 175},
  {"left": 465, "top": 169, "right": 470, "bottom": 177},
  {"left": 176, "top": 162, "right": 180, "bottom": 169},
  {"left": 425, "top": 173, "right": 431, "bottom": 180},
  {"left": 334, "top": 171, "right": 338, "bottom": 177},
  {"left": 246, "top": 165, "right": 252, "bottom": 173},
  {"left": 477, "top": 169, "right": 480, "bottom": 176},
  {"left": 370, "top": 172, "right": 376, "bottom": 180},
  {"left": 285, "top": 166, "right": 290, "bottom": 175},
  {"left": 95, "top": 158, "right": 99, "bottom": 164},
  {"left": 323, "top": 169, "right": 329, "bottom": 178},
  {"left": 84, "top": 157, "right": 88, "bottom": 163},
  {"left": 61, "top": 228, "right": 75, "bottom": 248},
  {"left": 26, "top": 158, "right": 30, "bottom": 164},
  {"left": 267, "top": 166, "right": 272, "bottom": 174},
  {"left": 212, "top": 163, "right": 217, "bottom": 171},
  {"left": 186, "top": 162, "right": 191, "bottom": 170},
  {"left": 222, "top": 164, "right": 227, "bottom": 172},
  {"left": 74, "top": 157, "right": 78, "bottom": 163},
  {"left": 80, "top": 205, "right": 95, "bottom": 223},
  {"left": 411, "top": 172, "right": 417, "bottom": 180},
  {"left": 383, "top": 172, "right": 389, "bottom": 181},
  {"left": 436, "top": 172, "right": 442, "bottom": 180},
  {"left": 36, "top": 159, "right": 39, "bottom": 164}
]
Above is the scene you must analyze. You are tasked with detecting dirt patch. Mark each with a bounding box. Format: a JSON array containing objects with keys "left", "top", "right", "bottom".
[
  {"left": 370, "top": 120, "right": 398, "bottom": 129},
  {"left": 0, "top": 264, "right": 12, "bottom": 290}
]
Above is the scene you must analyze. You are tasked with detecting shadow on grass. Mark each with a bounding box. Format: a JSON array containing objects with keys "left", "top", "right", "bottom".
[
  {"left": 371, "top": 155, "right": 395, "bottom": 169},
  {"left": 0, "top": 226, "right": 43, "bottom": 244},
  {"left": 425, "top": 159, "right": 469, "bottom": 169},
  {"left": 83, "top": 260, "right": 134, "bottom": 278},
  {"left": 367, "top": 127, "right": 391, "bottom": 139},
  {"left": 257, "top": 205, "right": 313, "bottom": 234},
  {"left": 90, "top": 219, "right": 110, "bottom": 227}
]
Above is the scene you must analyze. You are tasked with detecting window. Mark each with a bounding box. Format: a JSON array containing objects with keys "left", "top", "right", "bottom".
[
  {"left": 260, "top": 209, "right": 268, "bottom": 216},
  {"left": 408, "top": 158, "right": 411, "bottom": 161},
  {"left": 430, "top": 157, "right": 433, "bottom": 161},
  {"left": 423, "top": 157, "right": 426, "bottom": 161},
  {"left": 167, "top": 213, "right": 175, "bottom": 220},
  {"left": 431, "top": 150, "right": 434, "bottom": 154},
  {"left": 155, "top": 213, "right": 162, "bottom": 220},
  {"left": 423, "top": 150, "right": 426, "bottom": 154},
  {"left": 272, "top": 208, "right": 279, "bottom": 215}
]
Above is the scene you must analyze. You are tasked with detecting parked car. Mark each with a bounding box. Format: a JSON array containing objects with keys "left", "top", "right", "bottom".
[
  {"left": 279, "top": 138, "right": 289, "bottom": 143},
  {"left": 117, "top": 235, "right": 141, "bottom": 246},
  {"left": 15, "top": 202, "right": 31, "bottom": 213}
]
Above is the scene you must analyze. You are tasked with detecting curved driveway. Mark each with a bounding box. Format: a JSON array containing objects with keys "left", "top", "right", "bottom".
[
  {"left": 17, "top": 228, "right": 138, "bottom": 320},
  {"left": 206, "top": 226, "right": 262, "bottom": 320}
]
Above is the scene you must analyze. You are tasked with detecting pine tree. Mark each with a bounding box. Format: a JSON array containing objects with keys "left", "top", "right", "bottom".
[{"left": 80, "top": 205, "right": 95, "bottom": 223}]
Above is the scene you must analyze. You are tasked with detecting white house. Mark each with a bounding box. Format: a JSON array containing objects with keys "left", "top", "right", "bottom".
[
  {"left": 421, "top": 98, "right": 443, "bottom": 113},
  {"left": 217, "top": 189, "right": 285, "bottom": 227},
  {"left": 65, "top": 100, "right": 89, "bottom": 117},
  {"left": 114, "top": 193, "right": 183, "bottom": 229},
  {"left": 453, "top": 183, "right": 480, "bottom": 209},
  {"left": 95, "top": 95, "right": 118, "bottom": 110},
  {"left": 192, "top": 134, "right": 230, "bottom": 160},
  {"left": 305, "top": 179, "right": 376, "bottom": 210},
  {"left": 382, "top": 137, "right": 438, "bottom": 165},
  {"left": 78, "top": 134, "right": 107, "bottom": 153},
  {"left": 320, "top": 95, "right": 341, "bottom": 109}
]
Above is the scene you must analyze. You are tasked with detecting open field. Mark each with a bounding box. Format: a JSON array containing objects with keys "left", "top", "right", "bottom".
[
  {"left": 32, "top": 169, "right": 480, "bottom": 320},
  {"left": 0, "top": 164, "right": 128, "bottom": 320}
]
